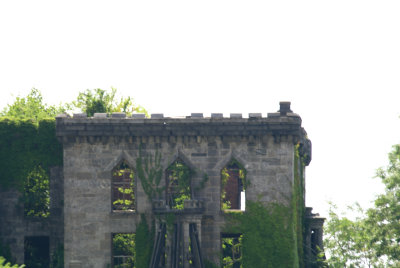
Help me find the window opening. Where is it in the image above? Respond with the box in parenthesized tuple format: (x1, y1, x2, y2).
(112, 233, 136, 268)
(221, 160, 246, 210)
(23, 165, 50, 218)
(24, 236, 50, 268)
(221, 233, 242, 268)
(112, 161, 135, 211)
(311, 229, 318, 254)
(166, 159, 192, 210)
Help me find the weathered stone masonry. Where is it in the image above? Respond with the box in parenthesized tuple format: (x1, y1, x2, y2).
(55, 102, 323, 268)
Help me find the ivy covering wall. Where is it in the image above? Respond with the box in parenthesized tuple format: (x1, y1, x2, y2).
(221, 144, 306, 268)
(0, 118, 62, 190)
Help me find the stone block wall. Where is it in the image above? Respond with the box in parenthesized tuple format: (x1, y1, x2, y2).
(57, 102, 313, 268)
(0, 166, 64, 265)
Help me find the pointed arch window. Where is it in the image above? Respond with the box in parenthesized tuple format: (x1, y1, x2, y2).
(112, 161, 135, 211)
(221, 159, 246, 211)
(166, 159, 193, 210)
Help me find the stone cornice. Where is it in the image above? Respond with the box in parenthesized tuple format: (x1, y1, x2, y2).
(56, 114, 303, 138)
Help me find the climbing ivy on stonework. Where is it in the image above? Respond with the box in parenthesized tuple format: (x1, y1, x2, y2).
(135, 214, 154, 268)
(166, 159, 193, 210)
(224, 201, 298, 268)
(112, 233, 136, 268)
(136, 149, 163, 200)
(294, 143, 305, 268)
(0, 118, 62, 190)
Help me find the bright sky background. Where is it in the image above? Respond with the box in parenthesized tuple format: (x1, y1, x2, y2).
(1, 0, 400, 217)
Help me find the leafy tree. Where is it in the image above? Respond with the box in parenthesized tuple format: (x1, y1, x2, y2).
(323, 203, 383, 267)
(324, 144, 400, 267)
(1, 88, 68, 122)
(73, 88, 147, 117)
(366, 144, 400, 266)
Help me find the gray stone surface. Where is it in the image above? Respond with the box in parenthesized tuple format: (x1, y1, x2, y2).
(191, 113, 203, 118)
(151, 113, 164, 119)
(111, 112, 126, 118)
(55, 102, 313, 267)
(94, 113, 107, 118)
(211, 113, 223, 118)
(132, 113, 146, 119)
(0, 167, 64, 265)
(230, 113, 242, 118)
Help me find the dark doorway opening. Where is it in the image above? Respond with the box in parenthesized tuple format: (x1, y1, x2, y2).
(24, 236, 50, 268)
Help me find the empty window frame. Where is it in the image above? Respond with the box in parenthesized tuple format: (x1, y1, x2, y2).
(221, 233, 242, 268)
(23, 165, 50, 218)
(221, 159, 246, 211)
(112, 233, 136, 268)
(166, 159, 192, 210)
(24, 236, 50, 268)
(112, 161, 135, 211)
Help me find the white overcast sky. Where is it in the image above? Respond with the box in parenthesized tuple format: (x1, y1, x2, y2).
(1, 0, 400, 216)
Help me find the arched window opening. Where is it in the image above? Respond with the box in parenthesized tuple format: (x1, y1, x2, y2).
(112, 233, 136, 267)
(112, 161, 135, 211)
(166, 159, 192, 210)
(221, 233, 242, 268)
(221, 159, 246, 211)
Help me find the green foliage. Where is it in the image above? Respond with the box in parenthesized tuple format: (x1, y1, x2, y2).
(222, 235, 242, 268)
(135, 215, 154, 268)
(0, 118, 62, 190)
(166, 159, 193, 209)
(294, 144, 305, 267)
(22, 165, 50, 217)
(74, 88, 147, 117)
(112, 233, 136, 268)
(367, 144, 400, 263)
(112, 162, 135, 211)
(136, 150, 163, 200)
(324, 144, 400, 267)
(224, 201, 298, 268)
(323, 203, 382, 267)
(1, 88, 68, 122)
(0, 257, 25, 268)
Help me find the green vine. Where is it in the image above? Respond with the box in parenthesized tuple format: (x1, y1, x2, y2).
(0, 118, 62, 190)
(166, 159, 194, 210)
(136, 149, 163, 201)
(135, 214, 154, 268)
(165, 213, 176, 234)
(223, 201, 298, 267)
(294, 143, 305, 267)
(220, 145, 307, 267)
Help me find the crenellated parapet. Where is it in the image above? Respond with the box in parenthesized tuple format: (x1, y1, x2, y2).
(57, 102, 318, 268)
(56, 102, 311, 159)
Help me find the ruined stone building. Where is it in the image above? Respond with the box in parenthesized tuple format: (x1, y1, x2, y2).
(0, 102, 324, 268)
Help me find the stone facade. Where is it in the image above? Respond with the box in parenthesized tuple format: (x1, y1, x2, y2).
(0, 167, 64, 265)
(0, 102, 324, 268)
(55, 102, 323, 268)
